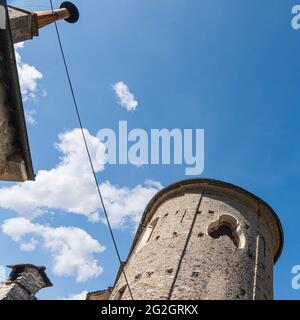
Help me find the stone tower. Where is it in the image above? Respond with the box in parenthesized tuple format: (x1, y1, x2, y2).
(109, 179, 283, 300)
(0, 264, 52, 300)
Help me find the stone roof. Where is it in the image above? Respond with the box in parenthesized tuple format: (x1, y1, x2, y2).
(7, 264, 53, 287)
(127, 178, 284, 264)
(86, 288, 113, 300)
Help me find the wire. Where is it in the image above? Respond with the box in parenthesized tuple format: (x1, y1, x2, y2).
(49, 0, 134, 300)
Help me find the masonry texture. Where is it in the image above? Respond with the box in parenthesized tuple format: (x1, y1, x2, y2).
(106, 179, 283, 300)
(0, 3, 34, 182)
(8, 6, 37, 44)
(0, 264, 52, 300)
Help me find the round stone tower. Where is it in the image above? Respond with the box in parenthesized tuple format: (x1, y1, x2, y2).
(110, 179, 283, 300)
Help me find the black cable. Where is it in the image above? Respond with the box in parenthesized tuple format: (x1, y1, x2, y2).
(49, 0, 134, 300)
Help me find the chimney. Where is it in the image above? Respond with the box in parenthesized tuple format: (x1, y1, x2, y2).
(8, 2, 79, 44)
(0, 264, 52, 300)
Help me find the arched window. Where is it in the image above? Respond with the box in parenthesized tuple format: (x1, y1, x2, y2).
(207, 214, 245, 249)
(135, 217, 159, 252)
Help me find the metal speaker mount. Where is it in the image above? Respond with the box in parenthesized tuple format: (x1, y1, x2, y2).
(60, 1, 79, 23)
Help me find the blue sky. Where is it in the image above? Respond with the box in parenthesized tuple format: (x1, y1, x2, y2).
(0, 0, 299, 299)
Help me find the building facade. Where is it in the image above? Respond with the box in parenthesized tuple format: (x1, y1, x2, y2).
(99, 179, 283, 300)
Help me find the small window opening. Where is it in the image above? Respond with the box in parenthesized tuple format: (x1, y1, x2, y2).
(207, 214, 245, 249)
(135, 217, 159, 252)
(209, 225, 239, 247)
(114, 285, 127, 300)
(146, 217, 159, 243)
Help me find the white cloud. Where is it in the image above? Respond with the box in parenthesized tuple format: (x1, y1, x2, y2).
(2, 218, 105, 283)
(113, 81, 138, 111)
(0, 128, 162, 228)
(0, 128, 106, 220)
(14, 42, 44, 126)
(0, 128, 162, 282)
(25, 109, 37, 125)
(63, 290, 88, 300)
(20, 238, 39, 252)
(14, 42, 43, 102)
(87, 212, 101, 223)
(0, 266, 5, 283)
(100, 180, 163, 228)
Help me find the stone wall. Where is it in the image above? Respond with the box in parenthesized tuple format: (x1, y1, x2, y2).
(0, 3, 34, 182)
(0, 264, 52, 300)
(109, 179, 283, 300)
